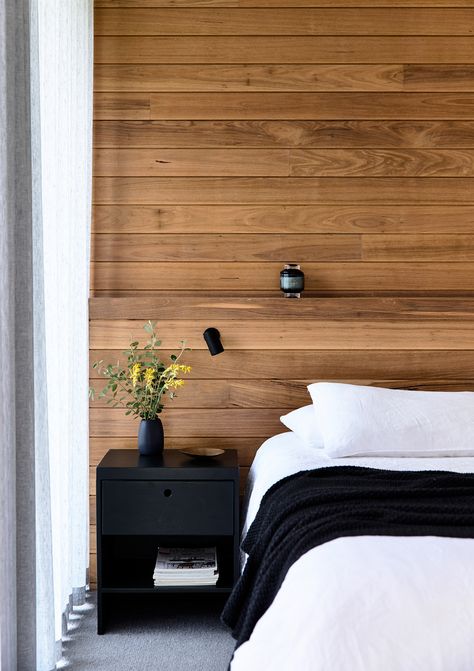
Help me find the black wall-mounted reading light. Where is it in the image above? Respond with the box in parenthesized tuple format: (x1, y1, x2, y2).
(203, 327, 224, 356)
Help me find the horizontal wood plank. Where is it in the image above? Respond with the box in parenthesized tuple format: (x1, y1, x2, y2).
(90, 408, 283, 436)
(90, 319, 474, 350)
(90, 377, 474, 410)
(94, 64, 404, 93)
(90, 378, 313, 408)
(93, 148, 289, 176)
(404, 65, 474, 92)
(95, 8, 474, 35)
(148, 93, 474, 120)
(94, 93, 150, 120)
(238, 0, 474, 5)
(89, 348, 474, 380)
(95, 0, 239, 6)
(95, 36, 474, 65)
(92, 121, 474, 149)
(94, 148, 474, 178)
(89, 297, 474, 321)
(290, 149, 474, 177)
(92, 205, 474, 235)
(91, 233, 360, 262)
(93, 177, 474, 205)
(363, 235, 474, 261)
(95, 1, 474, 7)
(91, 262, 474, 291)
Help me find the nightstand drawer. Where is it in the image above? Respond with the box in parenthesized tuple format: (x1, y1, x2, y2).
(101, 480, 234, 535)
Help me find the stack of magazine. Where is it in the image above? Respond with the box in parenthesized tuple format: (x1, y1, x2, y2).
(153, 547, 219, 587)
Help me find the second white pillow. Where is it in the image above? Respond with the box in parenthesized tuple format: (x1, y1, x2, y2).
(280, 404, 324, 449)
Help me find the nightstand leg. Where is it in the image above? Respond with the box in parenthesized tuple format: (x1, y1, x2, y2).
(97, 591, 105, 634)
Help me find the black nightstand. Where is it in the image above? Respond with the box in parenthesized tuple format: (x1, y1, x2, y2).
(96, 449, 240, 634)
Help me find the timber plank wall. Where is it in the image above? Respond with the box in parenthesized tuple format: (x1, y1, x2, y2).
(90, 0, 474, 583)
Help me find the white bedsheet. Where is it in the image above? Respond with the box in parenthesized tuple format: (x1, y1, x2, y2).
(231, 432, 474, 671)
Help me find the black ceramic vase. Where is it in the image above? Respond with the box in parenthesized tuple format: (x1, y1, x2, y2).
(138, 418, 164, 456)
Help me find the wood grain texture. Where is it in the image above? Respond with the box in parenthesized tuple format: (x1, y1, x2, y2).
(92, 205, 474, 234)
(93, 177, 474, 205)
(148, 93, 474, 120)
(90, 408, 283, 436)
(89, 297, 474, 321)
(90, 378, 314, 407)
(95, 37, 474, 65)
(94, 93, 150, 120)
(90, 376, 474, 401)
(90, 319, 474, 350)
(94, 8, 474, 35)
(363, 235, 474, 261)
(93, 121, 474, 149)
(404, 65, 474, 92)
(95, 1, 474, 7)
(93, 148, 289, 176)
(94, 64, 404, 93)
(95, 148, 474, 178)
(92, 233, 360, 262)
(90, 347, 474, 379)
(91, 262, 474, 291)
(290, 149, 474, 177)
(95, 0, 239, 6)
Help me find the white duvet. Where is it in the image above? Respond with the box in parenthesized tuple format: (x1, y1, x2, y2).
(231, 433, 474, 671)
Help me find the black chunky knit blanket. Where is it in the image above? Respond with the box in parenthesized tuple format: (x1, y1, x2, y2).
(222, 466, 474, 649)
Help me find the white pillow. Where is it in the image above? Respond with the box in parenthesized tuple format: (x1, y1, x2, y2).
(308, 382, 474, 458)
(280, 405, 324, 449)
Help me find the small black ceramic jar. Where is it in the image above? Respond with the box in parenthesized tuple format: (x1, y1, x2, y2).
(280, 263, 305, 298)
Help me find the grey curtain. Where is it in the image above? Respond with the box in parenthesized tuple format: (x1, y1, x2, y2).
(0, 2, 92, 670)
(1, 2, 47, 669)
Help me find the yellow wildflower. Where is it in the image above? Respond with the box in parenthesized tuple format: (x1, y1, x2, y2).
(144, 368, 155, 390)
(168, 378, 185, 389)
(130, 363, 141, 387)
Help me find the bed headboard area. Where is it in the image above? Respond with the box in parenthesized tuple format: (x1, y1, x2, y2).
(90, 0, 474, 584)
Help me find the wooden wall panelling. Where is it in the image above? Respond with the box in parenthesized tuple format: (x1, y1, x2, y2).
(92, 121, 474, 149)
(90, 262, 474, 292)
(95, 37, 474, 64)
(89, 297, 474, 321)
(93, 177, 474, 204)
(90, 1, 474, 583)
(92, 205, 474, 234)
(94, 9, 474, 36)
(95, 1, 474, 8)
(94, 148, 474, 177)
(94, 64, 406, 93)
(94, 63, 474, 93)
(146, 93, 474, 119)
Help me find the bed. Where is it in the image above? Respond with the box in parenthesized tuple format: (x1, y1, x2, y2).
(226, 430, 474, 671)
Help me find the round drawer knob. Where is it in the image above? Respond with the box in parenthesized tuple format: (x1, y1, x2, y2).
(163, 488, 172, 498)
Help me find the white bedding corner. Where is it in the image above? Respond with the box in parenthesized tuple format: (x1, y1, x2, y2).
(232, 431, 474, 671)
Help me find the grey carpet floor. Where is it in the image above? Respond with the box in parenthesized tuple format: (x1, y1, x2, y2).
(60, 592, 235, 671)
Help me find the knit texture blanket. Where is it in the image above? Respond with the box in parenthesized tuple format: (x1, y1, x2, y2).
(222, 466, 474, 649)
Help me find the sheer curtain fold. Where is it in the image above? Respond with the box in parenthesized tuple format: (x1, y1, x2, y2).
(0, 2, 93, 670)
